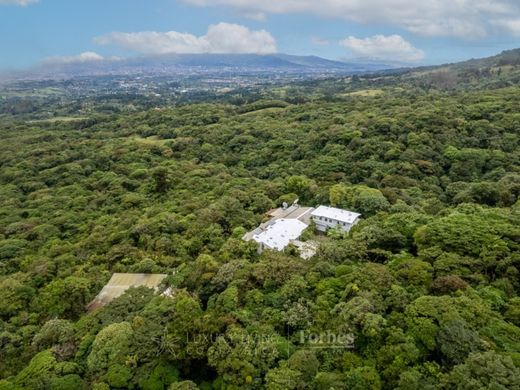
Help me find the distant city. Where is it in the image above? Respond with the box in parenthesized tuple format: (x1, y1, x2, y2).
(0, 53, 395, 118)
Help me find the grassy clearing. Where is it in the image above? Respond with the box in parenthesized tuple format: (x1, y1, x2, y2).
(239, 107, 287, 116)
(3, 87, 66, 99)
(130, 135, 171, 146)
(342, 89, 384, 97)
(27, 116, 88, 124)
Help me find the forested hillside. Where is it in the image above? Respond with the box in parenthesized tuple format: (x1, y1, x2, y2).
(358, 48, 520, 92)
(0, 80, 520, 389)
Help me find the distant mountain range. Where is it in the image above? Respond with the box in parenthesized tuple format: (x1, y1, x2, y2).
(5, 53, 396, 81)
(7, 48, 520, 86)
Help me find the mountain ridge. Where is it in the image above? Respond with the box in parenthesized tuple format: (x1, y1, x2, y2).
(3, 53, 395, 82)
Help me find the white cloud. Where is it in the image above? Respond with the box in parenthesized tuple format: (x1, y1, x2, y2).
(492, 18, 520, 35)
(340, 34, 425, 62)
(0, 0, 38, 5)
(182, 0, 520, 39)
(94, 23, 277, 55)
(42, 52, 106, 65)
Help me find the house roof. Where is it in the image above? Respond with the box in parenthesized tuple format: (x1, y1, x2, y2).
(252, 218, 308, 251)
(267, 205, 314, 221)
(87, 273, 168, 311)
(284, 206, 315, 223)
(311, 206, 361, 224)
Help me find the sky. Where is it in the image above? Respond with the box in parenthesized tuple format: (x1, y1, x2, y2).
(1, 0, 520, 70)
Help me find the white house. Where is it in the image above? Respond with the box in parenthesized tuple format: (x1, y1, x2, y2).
(252, 218, 308, 252)
(311, 206, 361, 233)
(243, 203, 360, 258)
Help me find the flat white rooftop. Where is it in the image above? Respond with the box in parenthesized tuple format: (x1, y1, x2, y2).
(253, 218, 308, 251)
(311, 205, 361, 224)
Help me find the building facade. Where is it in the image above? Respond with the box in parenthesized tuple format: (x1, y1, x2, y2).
(311, 205, 361, 233)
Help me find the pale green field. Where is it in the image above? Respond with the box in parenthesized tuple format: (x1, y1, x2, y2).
(342, 89, 384, 97)
(240, 107, 287, 116)
(27, 116, 88, 124)
(130, 135, 171, 146)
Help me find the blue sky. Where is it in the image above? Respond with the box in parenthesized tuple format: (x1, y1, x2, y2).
(1, 0, 520, 70)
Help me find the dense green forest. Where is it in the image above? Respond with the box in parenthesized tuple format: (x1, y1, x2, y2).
(0, 71, 520, 389)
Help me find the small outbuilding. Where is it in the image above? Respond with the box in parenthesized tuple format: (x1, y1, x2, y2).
(87, 273, 168, 311)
